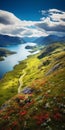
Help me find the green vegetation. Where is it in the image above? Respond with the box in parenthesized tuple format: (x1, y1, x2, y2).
(0, 61, 27, 105)
(0, 48, 16, 61)
(0, 42, 65, 130)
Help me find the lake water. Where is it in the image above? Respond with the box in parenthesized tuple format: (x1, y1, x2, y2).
(0, 42, 38, 79)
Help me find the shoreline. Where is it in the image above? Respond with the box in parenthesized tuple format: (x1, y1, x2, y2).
(0, 49, 39, 80)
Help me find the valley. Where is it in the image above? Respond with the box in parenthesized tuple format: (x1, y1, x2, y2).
(0, 2, 65, 130)
(0, 42, 65, 130)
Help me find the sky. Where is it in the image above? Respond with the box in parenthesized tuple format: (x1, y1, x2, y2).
(0, 0, 65, 38)
(0, 0, 65, 21)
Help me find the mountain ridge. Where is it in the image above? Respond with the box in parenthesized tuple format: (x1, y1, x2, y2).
(34, 35, 65, 45)
(0, 34, 26, 47)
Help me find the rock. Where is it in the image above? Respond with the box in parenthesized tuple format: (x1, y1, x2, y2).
(46, 118, 51, 123)
(41, 122, 47, 126)
(46, 63, 62, 75)
(0, 103, 8, 110)
(47, 90, 51, 93)
(22, 87, 34, 94)
(45, 103, 50, 108)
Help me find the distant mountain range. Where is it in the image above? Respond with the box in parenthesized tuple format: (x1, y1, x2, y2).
(34, 35, 65, 45)
(0, 34, 26, 47)
(0, 34, 65, 47)
(23, 37, 37, 42)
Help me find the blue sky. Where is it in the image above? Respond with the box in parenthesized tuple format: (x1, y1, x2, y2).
(0, 0, 65, 38)
(0, 0, 65, 20)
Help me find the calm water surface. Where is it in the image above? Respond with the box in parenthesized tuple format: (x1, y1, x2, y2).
(0, 43, 38, 79)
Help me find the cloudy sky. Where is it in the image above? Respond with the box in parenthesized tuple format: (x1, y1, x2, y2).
(0, 0, 65, 37)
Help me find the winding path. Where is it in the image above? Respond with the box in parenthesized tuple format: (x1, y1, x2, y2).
(18, 70, 26, 93)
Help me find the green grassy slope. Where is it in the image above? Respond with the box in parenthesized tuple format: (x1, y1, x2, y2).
(0, 42, 65, 130)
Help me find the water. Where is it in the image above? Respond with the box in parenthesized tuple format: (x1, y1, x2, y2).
(0, 42, 38, 79)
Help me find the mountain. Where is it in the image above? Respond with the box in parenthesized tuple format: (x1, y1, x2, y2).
(0, 42, 65, 130)
(23, 37, 37, 42)
(0, 34, 26, 47)
(34, 35, 65, 45)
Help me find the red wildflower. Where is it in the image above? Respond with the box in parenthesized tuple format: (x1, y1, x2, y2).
(3, 115, 9, 120)
(54, 113, 62, 121)
(18, 95, 25, 100)
(34, 113, 49, 125)
(27, 100, 34, 106)
(12, 121, 18, 126)
(20, 110, 27, 116)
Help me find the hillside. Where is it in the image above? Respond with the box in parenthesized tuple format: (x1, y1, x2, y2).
(0, 34, 26, 47)
(0, 42, 65, 130)
(34, 35, 65, 45)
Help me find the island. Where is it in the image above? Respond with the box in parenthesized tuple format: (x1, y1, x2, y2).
(0, 48, 16, 61)
(25, 45, 44, 53)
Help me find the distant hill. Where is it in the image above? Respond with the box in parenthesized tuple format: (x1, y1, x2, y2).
(34, 35, 65, 45)
(38, 43, 65, 59)
(0, 34, 26, 47)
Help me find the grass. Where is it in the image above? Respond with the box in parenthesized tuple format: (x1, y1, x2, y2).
(0, 61, 27, 106)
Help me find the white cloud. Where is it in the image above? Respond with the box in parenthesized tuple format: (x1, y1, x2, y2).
(0, 10, 48, 37)
(0, 10, 21, 25)
(0, 9, 65, 38)
(36, 9, 65, 33)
